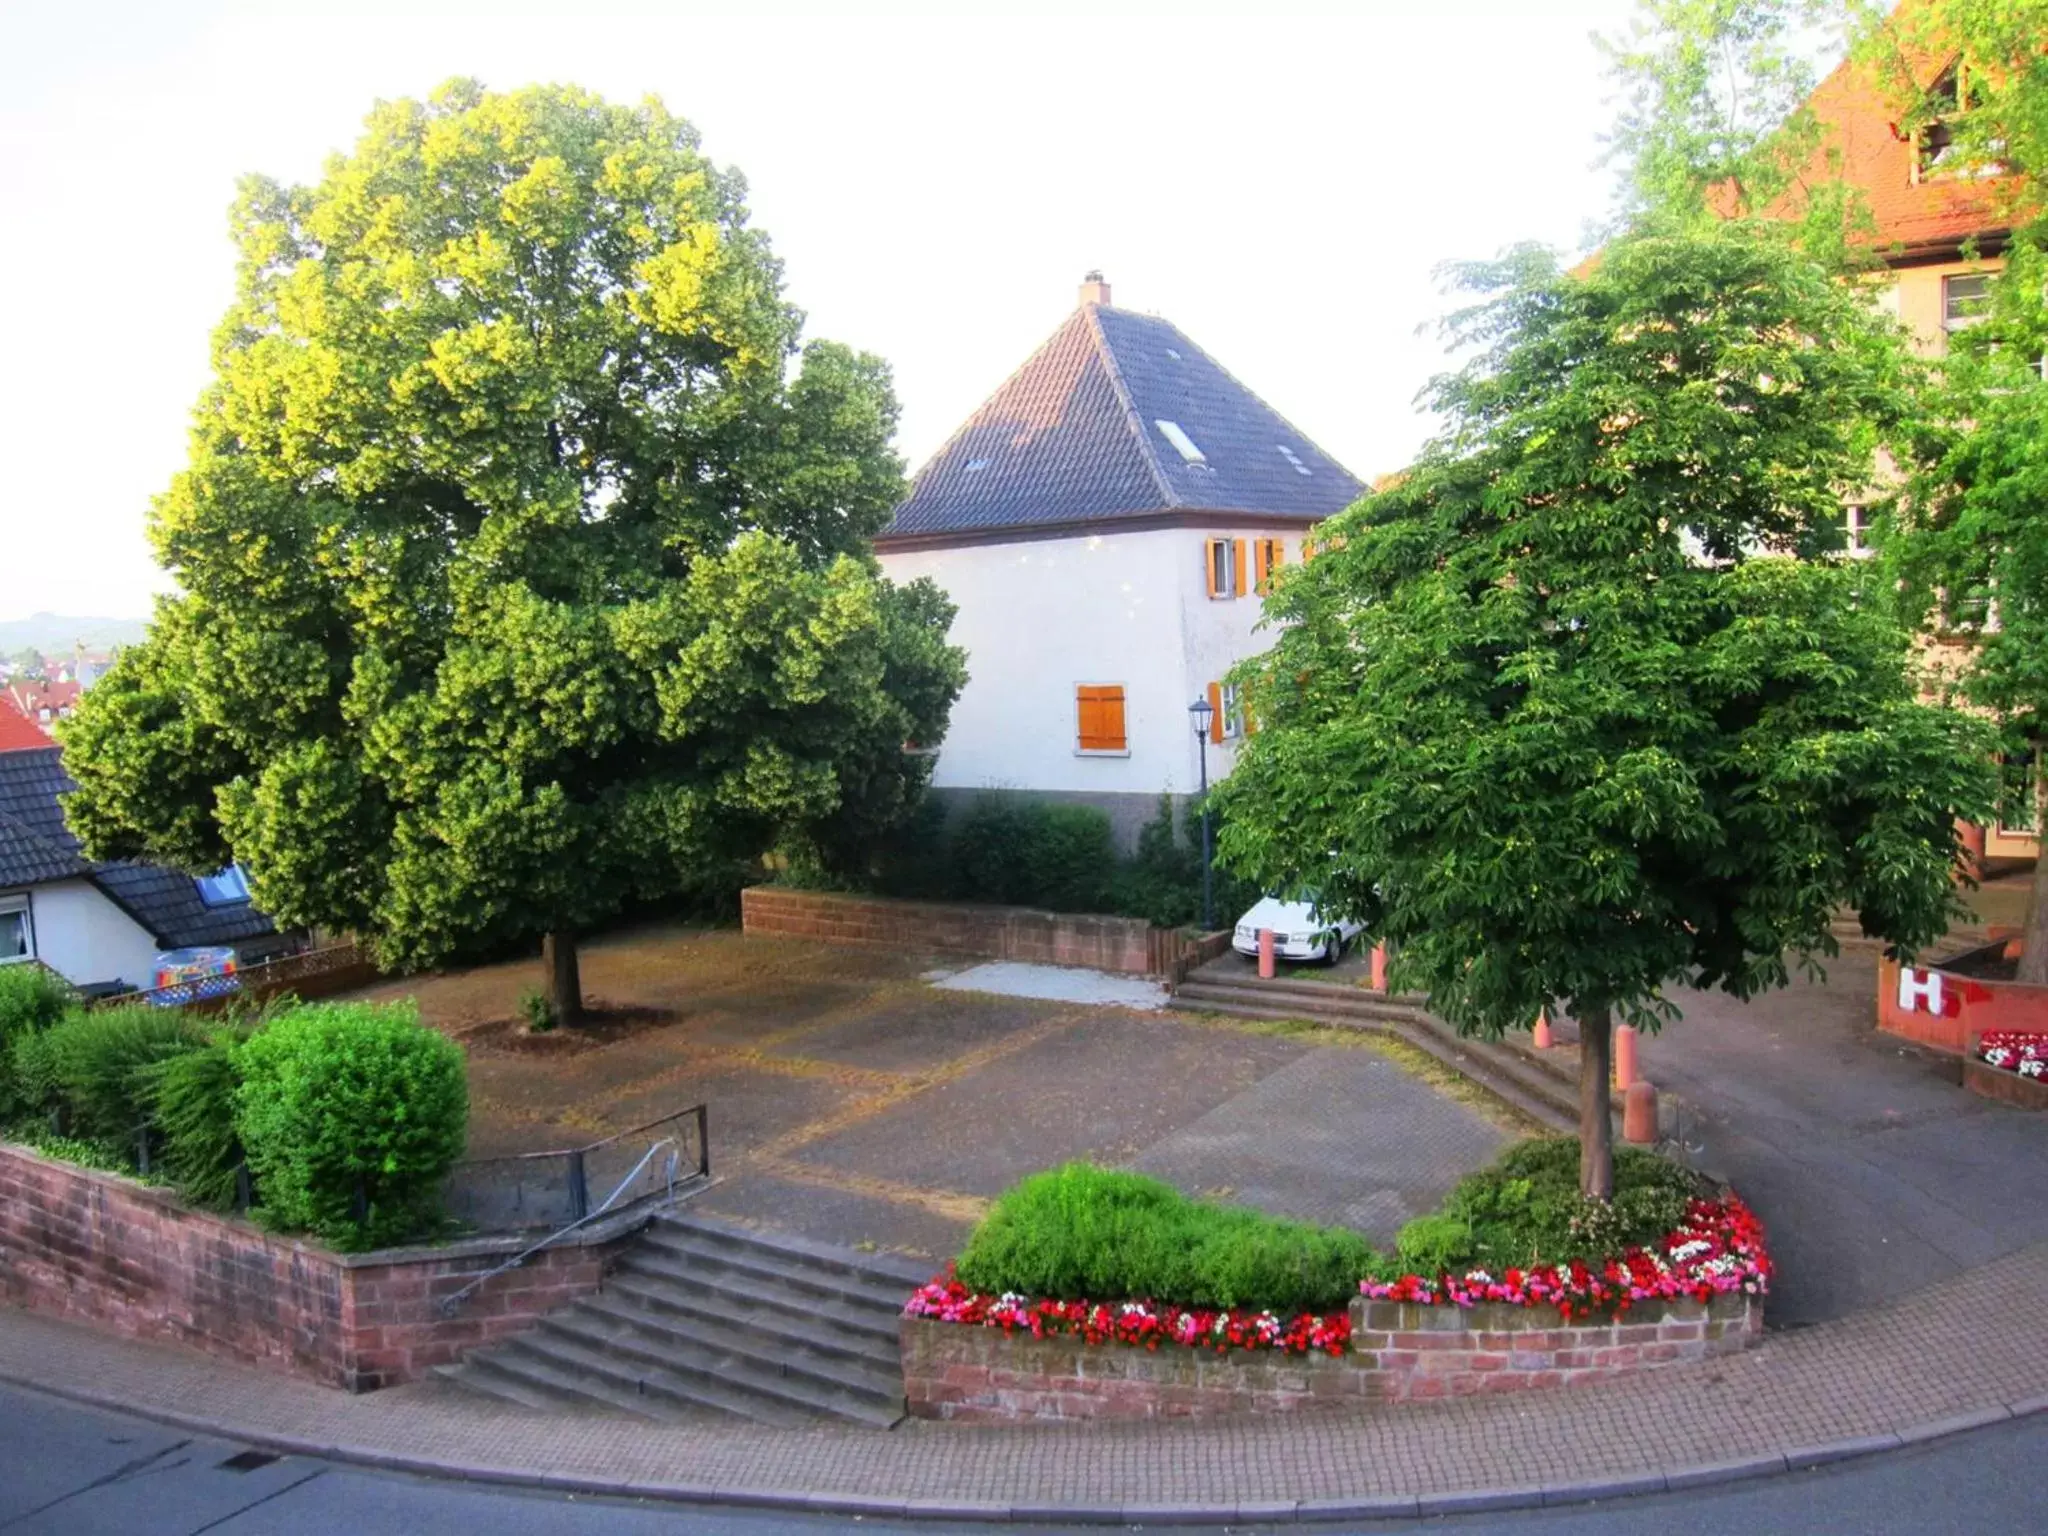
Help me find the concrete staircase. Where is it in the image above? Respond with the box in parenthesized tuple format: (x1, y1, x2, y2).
(1171, 970, 1593, 1133)
(436, 1212, 926, 1427)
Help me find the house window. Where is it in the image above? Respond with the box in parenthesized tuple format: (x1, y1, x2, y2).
(1252, 537, 1287, 594)
(1845, 505, 1874, 558)
(1076, 684, 1127, 753)
(1218, 682, 1246, 739)
(194, 865, 251, 908)
(1914, 63, 1999, 183)
(1944, 273, 1992, 334)
(1204, 537, 1248, 599)
(0, 894, 31, 963)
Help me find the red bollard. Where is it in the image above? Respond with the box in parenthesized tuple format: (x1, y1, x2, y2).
(1258, 928, 1276, 979)
(1624, 1079, 1658, 1144)
(1369, 943, 1387, 992)
(1533, 1011, 1553, 1050)
(1614, 1023, 1639, 1089)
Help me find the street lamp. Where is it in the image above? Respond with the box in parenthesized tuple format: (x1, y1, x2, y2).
(1188, 696, 1215, 931)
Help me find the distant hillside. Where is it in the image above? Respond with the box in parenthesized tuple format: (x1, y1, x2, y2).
(0, 613, 149, 654)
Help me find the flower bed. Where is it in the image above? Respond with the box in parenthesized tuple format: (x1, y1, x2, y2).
(1359, 1195, 1771, 1320)
(900, 1195, 1770, 1420)
(903, 1272, 1351, 1357)
(1978, 1031, 2047, 1080)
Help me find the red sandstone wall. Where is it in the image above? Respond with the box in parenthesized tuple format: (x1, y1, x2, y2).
(1877, 955, 2048, 1056)
(0, 1144, 630, 1390)
(902, 1293, 1762, 1422)
(742, 886, 1173, 975)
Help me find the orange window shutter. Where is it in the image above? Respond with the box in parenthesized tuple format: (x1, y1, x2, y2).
(1233, 540, 1248, 597)
(1104, 687, 1126, 750)
(1252, 540, 1269, 595)
(1078, 685, 1126, 751)
(1269, 538, 1285, 573)
(1204, 539, 1220, 598)
(1207, 681, 1224, 744)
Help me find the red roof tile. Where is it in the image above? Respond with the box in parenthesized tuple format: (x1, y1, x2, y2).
(0, 695, 53, 752)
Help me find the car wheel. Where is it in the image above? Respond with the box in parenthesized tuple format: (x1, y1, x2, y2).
(1320, 931, 1345, 966)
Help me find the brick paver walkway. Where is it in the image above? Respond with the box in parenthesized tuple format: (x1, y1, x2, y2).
(3, 1240, 2043, 1516)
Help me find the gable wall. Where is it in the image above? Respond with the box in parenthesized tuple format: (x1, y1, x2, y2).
(7, 878, 162, 990)
(880, 524, 1305, 815)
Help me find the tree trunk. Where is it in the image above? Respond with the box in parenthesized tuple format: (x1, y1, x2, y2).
(542, 931, 584, 1027)
(1577, 1003, 1615, 1202)
(2018, 757, 2048, 986)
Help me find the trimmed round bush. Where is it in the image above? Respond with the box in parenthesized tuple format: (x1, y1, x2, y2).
(956, 1162, 1375, 1313)
(233, 1001, 467, 1250)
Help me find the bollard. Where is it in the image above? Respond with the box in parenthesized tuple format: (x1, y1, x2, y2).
(1614, 1023, 1639, 1089)
(1369, 943, 1387, 992)
(1624, 1079, 1658, 1144)
(1532, 1010, 1553, 1050)
(1258, 928, 1276, 979)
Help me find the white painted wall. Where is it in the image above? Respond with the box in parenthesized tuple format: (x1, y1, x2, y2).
(8, 879, 162, 989)
(880, 525, 1304, 799)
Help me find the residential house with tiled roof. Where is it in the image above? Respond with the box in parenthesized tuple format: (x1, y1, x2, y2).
(0, 696, 51, 753)
(0, 743, 290, 991)
(1762, 10, 2039, 868)
(875, 275, 1363, 841)
(6, 677, 82, 728)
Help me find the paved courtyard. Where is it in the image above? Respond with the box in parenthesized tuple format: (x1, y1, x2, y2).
(352, 926, 1522, 1259)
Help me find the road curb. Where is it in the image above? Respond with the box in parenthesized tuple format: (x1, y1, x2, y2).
(0, 1366, 2040, 1524)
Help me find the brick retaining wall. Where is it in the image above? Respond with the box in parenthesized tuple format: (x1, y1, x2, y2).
(1962, 1056, 2048, 1109)
(903, 1293, 1762, 1421)
(742, 885, 1195, 976)
(0, 1143, 642, 1390)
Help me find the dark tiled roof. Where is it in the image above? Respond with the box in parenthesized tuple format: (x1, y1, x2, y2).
(880, 303, 1364, 542)
(0, 746, 277, 950)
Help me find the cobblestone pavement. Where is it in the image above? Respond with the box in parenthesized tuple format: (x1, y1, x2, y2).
(2, 1240, 2043, 1513)
(355, 927, 1519, 1256)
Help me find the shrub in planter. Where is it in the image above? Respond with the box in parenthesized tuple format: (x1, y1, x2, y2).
(8, 1006, 208, 1143)
(233, 1001, 467, 1250)
(1385, 1136, 1708, 1277)
(141, 1027, 251, 1210)
(949, 796, 1118, 913)
(956, 1162, 1376, 1314)
(0, 964, 75, 1118)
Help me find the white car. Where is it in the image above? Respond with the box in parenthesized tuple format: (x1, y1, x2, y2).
(1231, 896, 1365, 965)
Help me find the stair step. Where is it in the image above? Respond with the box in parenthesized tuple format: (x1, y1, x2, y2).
(1175, 978, 1431, 1024)
(446, 1335, 716, 1423)
(569, 1293, 904, 1407)
(605, 1263, 905, 1362)
(657, 1212, 932, 1288)
(633, 1227, 921, 1315)
(536, 1309, 904, 1428)
(495, 1323, 829, 1427)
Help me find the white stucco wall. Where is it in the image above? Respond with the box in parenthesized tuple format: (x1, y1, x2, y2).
(7, 879, 162, 989)
(879, 525, 1305, 799)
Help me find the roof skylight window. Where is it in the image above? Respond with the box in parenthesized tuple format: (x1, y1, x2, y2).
(1153, 420, 1206, 464)
(1277, 445, 1313, 476)
(1164, 348, 1182, 361)
(962, 457, 990, 473)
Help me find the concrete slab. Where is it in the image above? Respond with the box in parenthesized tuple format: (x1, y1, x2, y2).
(929, 961, 1171, 1011)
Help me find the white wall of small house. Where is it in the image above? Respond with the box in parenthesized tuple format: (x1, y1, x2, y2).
(9, 879, 162, 989)
(878, 524, 1305, 800)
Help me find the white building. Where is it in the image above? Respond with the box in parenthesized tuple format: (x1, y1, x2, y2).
(0, 742, 285, 992)
(875, 275, 1364, 844)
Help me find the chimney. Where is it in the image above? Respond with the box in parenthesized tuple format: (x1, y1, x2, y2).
(1078, 270, 1111, 308)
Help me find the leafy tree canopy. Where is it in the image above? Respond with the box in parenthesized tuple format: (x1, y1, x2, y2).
(61, 81, 964, 1006)
(1214, 230, 1995, 1193)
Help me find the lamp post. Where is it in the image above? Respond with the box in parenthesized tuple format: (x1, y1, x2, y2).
(1188, 696, 1215, 931)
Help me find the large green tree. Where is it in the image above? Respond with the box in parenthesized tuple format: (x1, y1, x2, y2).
(1215, 230, 1995, 1198)
(61, 81, 964, 1022)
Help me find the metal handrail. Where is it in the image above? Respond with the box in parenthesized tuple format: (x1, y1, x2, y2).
(437, 1131, 698, 1316)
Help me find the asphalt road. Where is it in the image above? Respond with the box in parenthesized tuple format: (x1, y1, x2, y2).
(0, 1382, 2038, 1536)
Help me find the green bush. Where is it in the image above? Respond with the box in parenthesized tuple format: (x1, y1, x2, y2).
(10, 1006, 208, 1144)
(955, 1162, 1376, 1313)
(232, 1000, 467, 1250)
(0, 965, 76, 1117)
(948, 796, 1119, 913)
(1389, 1137, 1708, 1276)
(142, 1028, 250, 1210)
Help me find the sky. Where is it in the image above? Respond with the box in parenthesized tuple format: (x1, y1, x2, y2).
(0, 0, 1651, 623)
